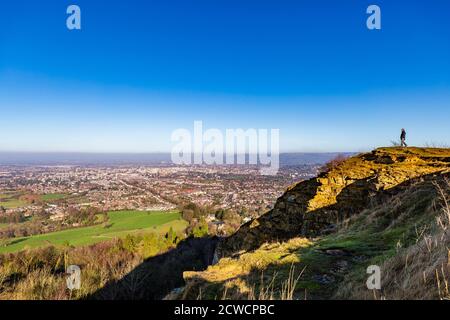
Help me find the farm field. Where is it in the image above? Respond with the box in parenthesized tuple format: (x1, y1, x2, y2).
(0, 193, 28, 209)
(0, 200, 28, 208)
(40, 193, 68, 202)
(0, 192, 71, 209)
(0, 210, 187, 254)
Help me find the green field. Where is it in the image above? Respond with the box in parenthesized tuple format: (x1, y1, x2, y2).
(0, 194, 9, 199)
(0, 192, 69, 208)
(0, 192, 28, 208)
(0, 210, 187, 254)
(0, 198, 28, 209)
(40, 193, 67, 201)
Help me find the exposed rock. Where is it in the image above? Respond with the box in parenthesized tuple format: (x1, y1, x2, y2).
(313, 274, 335, 284)
(322, 249, 351, 257)
(218, 147, 450, 257)
(332, 260, 349, 274)
(178, 147, 450, 300)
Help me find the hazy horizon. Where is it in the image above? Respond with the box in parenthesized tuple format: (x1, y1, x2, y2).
(0, 151, 356, 166)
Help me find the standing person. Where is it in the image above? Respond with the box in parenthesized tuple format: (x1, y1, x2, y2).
(400, 128, 407, 147)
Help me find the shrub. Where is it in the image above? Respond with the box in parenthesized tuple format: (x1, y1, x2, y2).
(319, 154, 348, 173)
(192, 218, 209, 238)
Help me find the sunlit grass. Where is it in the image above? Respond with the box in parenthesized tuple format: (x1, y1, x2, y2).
(0, 210, 187, 253)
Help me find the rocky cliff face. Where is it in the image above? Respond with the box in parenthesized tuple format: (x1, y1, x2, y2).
(178, 147, 450, 300)
(219, 147, 450, 257)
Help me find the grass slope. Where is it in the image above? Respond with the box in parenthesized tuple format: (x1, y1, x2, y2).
(180, 148, 450, 300)
(0, 210, 187, 254)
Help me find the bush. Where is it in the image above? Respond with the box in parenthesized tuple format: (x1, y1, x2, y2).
(319, 154, 348, 173)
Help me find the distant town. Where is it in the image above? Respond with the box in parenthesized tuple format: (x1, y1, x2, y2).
(0, 163, 322, 238)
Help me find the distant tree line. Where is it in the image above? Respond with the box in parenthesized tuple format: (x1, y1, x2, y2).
(0, 206, 106, 240)
(0, 211, 27, 224)
(180, 202, 243, 237)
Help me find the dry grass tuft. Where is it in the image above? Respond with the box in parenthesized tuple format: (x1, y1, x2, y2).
(337, 178, 449, 300)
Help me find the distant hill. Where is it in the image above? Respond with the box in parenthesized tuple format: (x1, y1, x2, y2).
(0, 152, 355, 166)
(176, 147, 450, 300)
(279, 152, 356, 166)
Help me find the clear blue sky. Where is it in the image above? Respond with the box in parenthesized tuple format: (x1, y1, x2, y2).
(0, 0, 449, 152)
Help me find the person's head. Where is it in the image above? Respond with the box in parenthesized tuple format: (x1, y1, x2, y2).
(401, 128, 405, 132)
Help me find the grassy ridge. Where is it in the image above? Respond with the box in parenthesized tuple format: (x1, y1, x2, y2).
(0, 210, 187, 254)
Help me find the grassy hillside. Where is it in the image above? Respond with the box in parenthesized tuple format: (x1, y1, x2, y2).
(0, 210, 187, 253)
(178, 147, 450, 300)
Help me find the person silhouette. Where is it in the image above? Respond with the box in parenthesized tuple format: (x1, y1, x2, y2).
(400, 128, 407, 147)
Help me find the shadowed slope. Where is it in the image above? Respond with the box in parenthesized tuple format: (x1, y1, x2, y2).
(87, 237, 219, 300)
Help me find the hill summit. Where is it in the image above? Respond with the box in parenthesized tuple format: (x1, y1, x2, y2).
(176, 147, 450, 300)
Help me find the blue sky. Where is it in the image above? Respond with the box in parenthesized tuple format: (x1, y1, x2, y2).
(0, 0, 449, 152)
